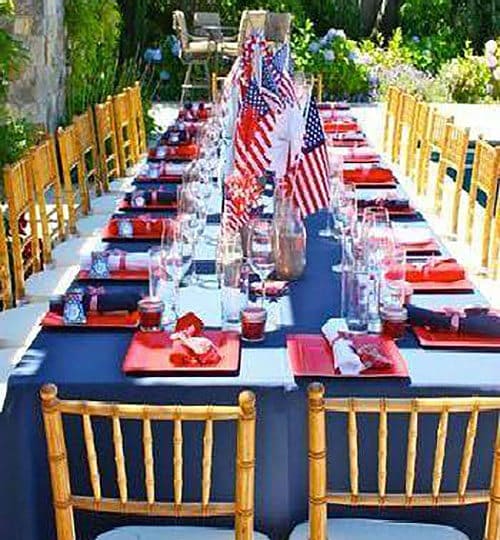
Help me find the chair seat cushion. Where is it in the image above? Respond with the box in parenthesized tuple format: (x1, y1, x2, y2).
(97, 525, 270, 540)
(217, 41, 238, 55)
(289, 518, 470, 540)
(185, 41, 214, 56)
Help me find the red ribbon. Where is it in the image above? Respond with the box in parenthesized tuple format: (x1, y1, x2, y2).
(109, 249, 127, 271)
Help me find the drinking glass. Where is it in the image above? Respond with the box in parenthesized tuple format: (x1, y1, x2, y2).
(362, 207, 395, 270)
(149, 246, 181, 327)
(381, 245, 407, 309)
(319, 155, 344, 238)
(331, 184, 358, 272)
(248, 219, 275, 307)
(219, 235, 245, 329)
(342, 269, 369, 334)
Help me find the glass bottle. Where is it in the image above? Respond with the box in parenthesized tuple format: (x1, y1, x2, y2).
(273, 202, 307, 280)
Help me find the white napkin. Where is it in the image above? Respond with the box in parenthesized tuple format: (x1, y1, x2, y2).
(164, 161, 188, 174)
(321, 319, 364, 375)
(80, 253, 150, 271)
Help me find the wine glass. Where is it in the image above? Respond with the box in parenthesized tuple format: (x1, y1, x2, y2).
(248, 219, 275, 307)
(319, 155, 344, 238)
(362, 207, 395, 270)
(331, 183, 358, 272)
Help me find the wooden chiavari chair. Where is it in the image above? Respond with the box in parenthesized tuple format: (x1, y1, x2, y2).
(112, 91, 138, 176)
(30, 137, 66, 263)
(433, 123, 470, 235)
(56, 123, 91, 234)
(73, 108, 105, 194)
(3, 156, 41, 301)
(0, 212, 13, 310)
(491, 205, 500, 280)
(127, 82, 147, 158)
(382, 86, 401, 160)
(40, 384, 266, 540)
(95, 98, 121, 186)
(407, 101, 432, 181)
(416, 110, 453, 197)
(290, 383, 500, 540)
(464, 137, 500, 274)
(393, 92, 417, 171)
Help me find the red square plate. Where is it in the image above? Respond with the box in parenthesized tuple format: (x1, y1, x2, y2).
(413, 326, 500, 349)
(42, 311, 139, 329)
(122, 330, 241, 376)
(287, 334, 409, 378)
(411, 278, 475, 294)
(77, 269, 149, 281)
(118, 200, 177, 211)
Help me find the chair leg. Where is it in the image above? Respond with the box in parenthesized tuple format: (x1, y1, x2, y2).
(181, 63, 193, 104)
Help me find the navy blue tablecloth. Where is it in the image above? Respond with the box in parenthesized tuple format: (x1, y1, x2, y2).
(0, 189, 499, 540)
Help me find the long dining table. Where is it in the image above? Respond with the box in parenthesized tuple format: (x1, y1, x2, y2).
(0, 107, 499, 540)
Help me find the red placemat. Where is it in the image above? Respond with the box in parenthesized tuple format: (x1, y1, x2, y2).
(42, 311, 139, 329)
(413, 326, 500, 349)
(411, 278, 475, 294)
(287, 334, 409, 378)
(122, 330, 241, 376)
(101, 223, 163, 241)
(344, 168, 396, 186)
(330, 139, 368, 148)
(77, 269, 149, 281)
(118, 200, 177, 211)
(324, 120, 359, 133)
(357, 206, 416, 217)
(135, 175, 182, 184)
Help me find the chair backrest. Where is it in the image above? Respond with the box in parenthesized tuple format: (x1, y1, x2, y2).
(94, 98, 120, 185)
(465, 137, 500, 270)
(237, 10, 267, 48)
(0, 208, 13, 310)
(382, 86, 401, 155)
(126, 82, 147, 158)
(492, 199, 500, 280)
(407, 101, 431, 178)
(433, 123, 470, 230)
(394, 92, 417, 165)
(416, 111, 453, 196)
(56, 123, 90, 235)
(265, 13, 292, 43)
(3, 156, 41, 301)
(40, 383, 257, 540)
(173, 10, 189, 51)
(112, 91, 137, 177)
(307, 383, 500, 540)
(30, 136, 66, 263)
(193, 11, 221, 29)
(73, 108, 105, 194)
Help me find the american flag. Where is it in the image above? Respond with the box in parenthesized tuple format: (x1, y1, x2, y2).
(291, 95, 330, 216)
(261, 56, 283, 111)
(271, 43, 296, 104)
(233, 77, 275, 178)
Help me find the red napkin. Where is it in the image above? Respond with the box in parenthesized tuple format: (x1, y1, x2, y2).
(386, 258, 466, 283)
(108, 217, 172, 237)
(323, 120, 359, 133)
(343, 167, 394, 184)
(170, 312, 222, 367)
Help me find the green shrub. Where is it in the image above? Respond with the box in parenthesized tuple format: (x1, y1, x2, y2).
(292, 22, 370, 100)
(438, 46, 493, 103)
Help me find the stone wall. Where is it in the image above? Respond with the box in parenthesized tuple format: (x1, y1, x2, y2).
(6, 0, 65, 130)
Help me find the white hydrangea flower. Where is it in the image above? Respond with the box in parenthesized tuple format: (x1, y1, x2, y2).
(485, 40, 497, 54)
(486, 54, 498, 68)
(493, 67, 500, 81)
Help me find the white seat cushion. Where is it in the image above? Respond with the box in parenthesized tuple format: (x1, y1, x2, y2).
(0, 302, 46, 347)
(289, 518, 469, 540)
(90, 194, 121, 214)
(97, 525, 270, 540)
(52, 236, 105, 267)
(75, 213, 112, 237)
(24, 265, 79, 301)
